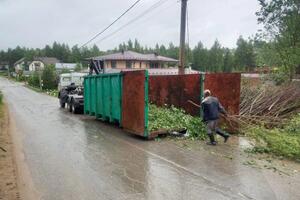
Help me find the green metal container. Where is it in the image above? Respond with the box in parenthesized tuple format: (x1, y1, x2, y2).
(84, 73, 123, 125)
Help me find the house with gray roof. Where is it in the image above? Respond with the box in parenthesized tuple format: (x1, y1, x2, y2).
(14, 57, 60, 74)
(90, 50, 178, 70)
(28, 57, 60, 71)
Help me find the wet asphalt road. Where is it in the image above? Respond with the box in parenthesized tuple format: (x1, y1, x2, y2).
(0, 77, 299, 200)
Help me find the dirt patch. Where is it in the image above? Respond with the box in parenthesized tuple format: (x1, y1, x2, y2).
(0, 104, 20, 200)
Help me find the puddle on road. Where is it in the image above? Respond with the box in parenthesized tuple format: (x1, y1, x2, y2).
(238, 137, 253, 149)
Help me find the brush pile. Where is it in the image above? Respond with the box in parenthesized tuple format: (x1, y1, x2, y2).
(149, 104, 206, 139)
(237, 83, 300, 127)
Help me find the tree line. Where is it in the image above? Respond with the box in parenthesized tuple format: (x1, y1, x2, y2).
(0, 36, 262, 73)
(0, 0, 299, 77)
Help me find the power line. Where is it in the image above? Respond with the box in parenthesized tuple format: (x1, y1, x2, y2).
(97, 0, 177, 47)
(80, 0, 142, 48)
(95, 0, 170, 44)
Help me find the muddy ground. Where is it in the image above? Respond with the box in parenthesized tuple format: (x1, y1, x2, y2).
(0, 77, 300, 200)
(0, 104, 19, 199)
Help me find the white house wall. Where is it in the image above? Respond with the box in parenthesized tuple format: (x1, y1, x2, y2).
(29, 61, 45, 71)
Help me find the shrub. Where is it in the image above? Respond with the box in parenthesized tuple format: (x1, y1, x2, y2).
(42, 65, 58, 90)
(245, 114, 300, 161)
(28, 72, 40, 88)
(268, 68, 289, 85)
(0, 91, 2, 105)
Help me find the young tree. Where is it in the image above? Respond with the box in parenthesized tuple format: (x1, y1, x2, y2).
(28, 71, 40, 88)
(74, 63, 82, 72)
(192, 42, 209, 71)
(234, 36, 256, 71)
(223, 48, 234, 72)
(208, 40, 224, 72)
(257, 0, 300, 79)
(127, 40, 133, 50)
(134, 39, 142, 52)
(42, 65, 57, 90)
(253, 39, 282, 67)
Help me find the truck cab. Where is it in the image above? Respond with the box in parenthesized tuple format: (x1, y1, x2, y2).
(58, 73, 86, 113)
(58, 73, 86, 91)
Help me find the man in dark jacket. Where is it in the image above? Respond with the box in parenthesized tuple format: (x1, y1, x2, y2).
(201, 90, 230, 145)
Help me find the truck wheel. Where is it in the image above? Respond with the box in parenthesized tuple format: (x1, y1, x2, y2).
(72, 104, 77, 114)
(68, 102, 73, 112)
(60, 100, 65, 108)
(59, 99, 66, 108)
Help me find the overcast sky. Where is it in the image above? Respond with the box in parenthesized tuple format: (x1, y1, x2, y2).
(0, 0, 261, 50)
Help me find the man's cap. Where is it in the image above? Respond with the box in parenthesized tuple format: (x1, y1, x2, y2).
(204, 89, 211, 96)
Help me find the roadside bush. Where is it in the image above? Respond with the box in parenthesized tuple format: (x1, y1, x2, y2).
(0, 91, 3, 105)
(268, 68, 289, 85)
(42, 65, 57, 90)
(28, 72, 40, 88)
(44, 89, 58, 97)
(18, 75, 27, 82)
(245, 114, 300, 161)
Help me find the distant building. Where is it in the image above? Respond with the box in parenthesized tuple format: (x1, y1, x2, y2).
(90, 50, 178, 70)
(55, 63, 79, 72)
(28, 57, 60, 71)
(14, 57, 60, 73)
(14, 58, 28, 72)
(0, 61, 9, 71)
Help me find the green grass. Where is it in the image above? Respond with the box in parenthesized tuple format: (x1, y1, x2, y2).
(245, 113, 300, 161)
(26, 85, 58, 97)
(0, 91, 2, 105)
(149, 104, 207, 140)
(0, 91, 3, 118)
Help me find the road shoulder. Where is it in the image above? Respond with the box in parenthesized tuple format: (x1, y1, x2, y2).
(7, 105, 41, 200)
(0, 104, 19, 199)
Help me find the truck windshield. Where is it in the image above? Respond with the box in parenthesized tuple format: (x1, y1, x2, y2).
(62, 77, 71, 82)
(72, 76, 83, 86)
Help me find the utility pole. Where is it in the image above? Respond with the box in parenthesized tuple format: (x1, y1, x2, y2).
(179, 0, 188, 74)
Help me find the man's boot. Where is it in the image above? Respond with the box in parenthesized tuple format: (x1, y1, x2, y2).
(207, 134, 217, 145)
(216, 129, 230, 143)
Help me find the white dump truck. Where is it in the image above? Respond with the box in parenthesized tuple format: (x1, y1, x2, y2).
(58, 73, 86, 113)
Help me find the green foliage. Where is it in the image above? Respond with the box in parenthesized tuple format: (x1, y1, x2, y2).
(44, 89, 59, 97)
(59, 68, 71, 74)
(257, 0, 300, 79)
(17, 75, 27, 82)
(74, 63, 82, 72)
(223, 48, 234, 72)
(192, 42, 209, 71)
(149, 104, 206, 140)
(268, 68, 290, 85)
(28, 71, 40, 88)
(285, 113, 300, 134)
(0, 38, 251, 74)
(208, 40, 224, 72)
(253, 39, 282, 67)
(0, 91, 3, 105)
(245, 114, 300, 161)
(234, 36, 256, 71)
(42, 65, 57, 90)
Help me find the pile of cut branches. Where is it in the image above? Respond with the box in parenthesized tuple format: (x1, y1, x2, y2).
(238, 83, 300, 127)
(149, 104, 206, 140)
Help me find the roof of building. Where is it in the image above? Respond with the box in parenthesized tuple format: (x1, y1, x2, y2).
(91, 50, 178, 62)
(33, 57, 60, 65)
(14, 58, 26, 66)
(55, 63, 78, 69)
(101, 68, 202, 75)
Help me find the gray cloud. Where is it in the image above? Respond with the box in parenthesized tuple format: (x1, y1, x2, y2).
(0, 0, 261, 50)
